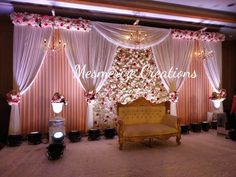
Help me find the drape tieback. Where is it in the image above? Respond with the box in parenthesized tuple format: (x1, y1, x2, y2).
(6, 90, 21, 106)
(85, 90, 96, 104)
(169, 91, 178, 103)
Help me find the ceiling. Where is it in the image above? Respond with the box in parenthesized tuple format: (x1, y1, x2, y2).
(153, 0, 236, 14)
(1, 0, 236, 40)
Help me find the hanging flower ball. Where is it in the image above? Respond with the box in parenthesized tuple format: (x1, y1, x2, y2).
(6, 90, 21, 105)
(169, 91, 178, 103)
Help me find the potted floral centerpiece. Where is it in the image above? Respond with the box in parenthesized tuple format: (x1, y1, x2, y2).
(51, 92, 67, 114)
(209, 89, 226, 109)
(6, 90, 21, 106)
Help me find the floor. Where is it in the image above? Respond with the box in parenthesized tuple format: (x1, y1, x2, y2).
(0, 130, 236, 177)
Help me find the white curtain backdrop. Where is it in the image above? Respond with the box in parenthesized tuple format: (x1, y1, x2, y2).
(201, 41, 223, 111)
(201, 41, 222, 91)
(60, 27, 117, 130)
(152, 36, 194, 115)
(9, 25, 52, 135)
(92, 21, 170, 49)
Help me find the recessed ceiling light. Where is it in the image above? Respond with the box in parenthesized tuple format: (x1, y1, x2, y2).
(227, 3, 235, 7)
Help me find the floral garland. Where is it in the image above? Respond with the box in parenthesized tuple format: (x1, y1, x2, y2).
(93, 47, 169, 130)
(10, 12, 91, 32)
(171, 29, 225, 42)
(85, 91, 96, 104)
(6, 90, 21, 105)
(169, 91, 178, 103)
(51, 92, 66, 104)
(209, 89, 226, 100)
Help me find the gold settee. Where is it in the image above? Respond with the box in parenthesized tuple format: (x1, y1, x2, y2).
(117, 97, 181, 150)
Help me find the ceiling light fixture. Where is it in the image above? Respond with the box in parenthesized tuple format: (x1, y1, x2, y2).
(43, 9, 66, 52)
(194, 40, 214, 60)
(128, 19, 147, 45)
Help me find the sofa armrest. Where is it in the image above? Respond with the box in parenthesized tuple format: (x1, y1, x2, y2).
(117, 118, 124, 136)
(162, 114, 181, 129)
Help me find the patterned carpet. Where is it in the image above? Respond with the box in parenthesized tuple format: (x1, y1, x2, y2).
(0, 130, 236, 177)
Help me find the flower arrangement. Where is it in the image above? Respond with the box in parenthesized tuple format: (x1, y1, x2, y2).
(85, 91, 96, 104)
(209, 89, 226, 100)
(93, 47, 169, 130)
(10, 12, 91, 32)
(169, 91, 178, 103)
(171, 29, 225, 42)
(6, 90, 21, 105)
(51, 92, 66, 104)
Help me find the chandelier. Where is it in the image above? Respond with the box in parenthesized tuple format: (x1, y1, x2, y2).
(194, 40, 214, 60)
(43, 9, 66, 51)
(127, 19, 147, 45)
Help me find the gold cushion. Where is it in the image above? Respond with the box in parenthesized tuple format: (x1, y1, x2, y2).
(119, 106, 166, 125)
(123, 124, 178, 137)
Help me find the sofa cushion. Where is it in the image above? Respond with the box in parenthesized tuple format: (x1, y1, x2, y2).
(123, 124, 178, 137)
(119, 106, 166, 125)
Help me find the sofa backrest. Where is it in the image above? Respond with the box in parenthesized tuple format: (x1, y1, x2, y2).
(117, 97, 169, 125)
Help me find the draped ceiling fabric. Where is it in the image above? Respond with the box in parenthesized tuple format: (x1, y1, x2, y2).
(201, 41, 223, 111)
(201, 41, 222, 91)
(92, 21, 171, 49)
(152, 36, 195, 115)
(10, 25, 52, 135)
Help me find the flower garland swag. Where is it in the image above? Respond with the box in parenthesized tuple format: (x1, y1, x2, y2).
(10, 12, 91, 32)
(93, 47, 169, 130)
(171, 29, 225, 42)
(6, 90, 21, 106)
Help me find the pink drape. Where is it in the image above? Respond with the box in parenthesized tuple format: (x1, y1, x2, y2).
(177, 56, 213, 123)
(19, 46, 87, 135)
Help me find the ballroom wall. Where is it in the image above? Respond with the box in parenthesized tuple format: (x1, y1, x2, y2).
(1, 14, 236, 141)
(0, 16, 13, 142)
(222, 40, 236, 113)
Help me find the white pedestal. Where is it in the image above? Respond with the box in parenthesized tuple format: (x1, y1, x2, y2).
(207, 112, 214, 122)
(48, 117, 65, 144)
(212, 112, 228, 135)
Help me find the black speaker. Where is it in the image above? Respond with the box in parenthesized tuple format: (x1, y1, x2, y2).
(228, 129, 236, 141)
(7, 135, 22, 147)
(88, 129, 100, 140)
(191, 122, 201, 132)
(201, 121, 210, 132)
(68, 130, 81, 142)
(28, 132, 42, 145)
(104, 128, 116, 139)
(47, 144, 65, 160)
(181, 124, 189, 134)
